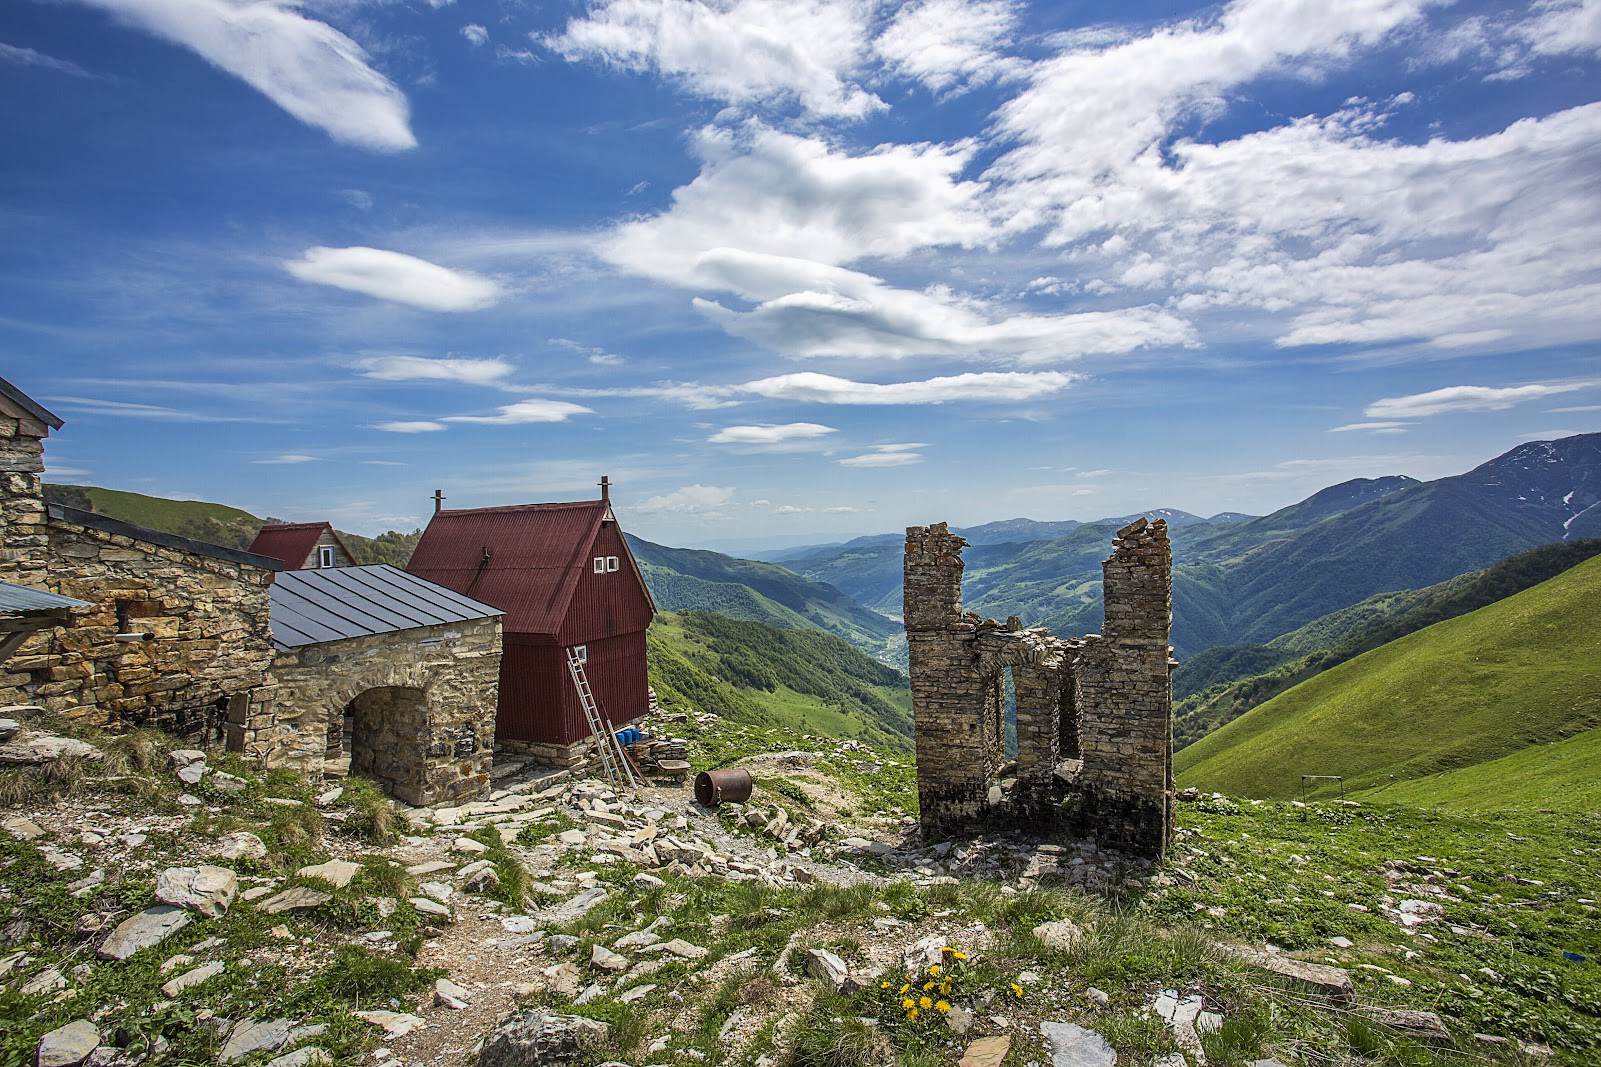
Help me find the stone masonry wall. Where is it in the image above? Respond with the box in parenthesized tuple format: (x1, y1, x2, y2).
(266, 616, 501, 806)
(904, 517, 1175, 860)
(0, 400, 53, 591)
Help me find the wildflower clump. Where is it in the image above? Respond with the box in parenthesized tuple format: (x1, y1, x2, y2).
(876, 945, 969, 1036)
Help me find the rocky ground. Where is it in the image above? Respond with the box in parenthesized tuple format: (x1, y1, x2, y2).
(2, 706, 1591, 1067)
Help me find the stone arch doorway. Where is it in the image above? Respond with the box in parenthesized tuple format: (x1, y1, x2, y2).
(343, 686, 430, 805)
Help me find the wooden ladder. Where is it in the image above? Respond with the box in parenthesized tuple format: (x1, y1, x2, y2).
(566, 647, 640, 792)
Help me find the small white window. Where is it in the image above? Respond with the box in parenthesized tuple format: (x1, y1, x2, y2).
(593, 556, 606, 573)
(574, 645, 588, 663)
(606, 556, 620, 572)
(318, 545, 334, 568)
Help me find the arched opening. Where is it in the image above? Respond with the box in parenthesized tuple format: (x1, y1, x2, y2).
(341, 686, 430, 805)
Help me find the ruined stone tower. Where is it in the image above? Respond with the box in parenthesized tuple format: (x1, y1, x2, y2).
(904, 518, 1175, 859)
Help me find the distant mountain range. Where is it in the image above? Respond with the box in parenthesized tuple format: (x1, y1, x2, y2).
(779, 433, 1601, 655)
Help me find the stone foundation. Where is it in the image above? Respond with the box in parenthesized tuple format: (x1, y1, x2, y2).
(904, 518, 1176, 860)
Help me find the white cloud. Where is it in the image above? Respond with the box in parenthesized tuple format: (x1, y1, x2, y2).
(707, 422, 837, 445)
(1329, 421, 1413, 434)
(252, 453, 317, 464)
(606, 124, 993, 281)
(544, 0, 883, 118)
(636, 483, 736, 512)
(286, 247, 502, 311)
(443, 399, 596, 424)
(840, 442, 925, 467)
(462, 23, 488, 46)
(1366, 383, 1590, 418)
(339, 188, 373, 210)
(355, 355, 515, 385)
(1518, 0, 1601, 59)
(374, 420, 447, 433)
(740, 370, 1081, 404)
(0, 42, 96, 78)
(775, 504, 813, 513)
(73, 0, 415, 151)
(46, 396, 273, 423)
(874, 0, 1023, 95)
(1550, 404, 1601, 413)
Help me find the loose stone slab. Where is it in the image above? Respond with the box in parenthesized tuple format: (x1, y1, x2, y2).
(0, 736, 99, 765)
(405, 861, 455, 877)
(161, 960, 225, 998)
(1233, 949, 1356, 1006)
(1041, 1022, 1116, 1067)
(156, 865, 238, 918)
(98, 906, 191, 960)
(297, 860, 361, 889)
(434, 978, 472, 1010)
(640, 939, 707, 960)
(3, 815, 45, 840)
(257, 887, 333, 915)
(214, 832, 267, 862)
(411, 897, 453, 921)
(591, 944, 630, 972)
(265, 1049, 330, 1067)
(219, 1019, 294, 1062)
(960, 1036, 1011, 1067)
(352, 1010, 425, 1037)
(37, 1020, 100, 1067)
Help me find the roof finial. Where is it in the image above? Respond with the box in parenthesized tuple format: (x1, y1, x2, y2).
(600, 475, 610, 503)
(433, 488, 445, 514)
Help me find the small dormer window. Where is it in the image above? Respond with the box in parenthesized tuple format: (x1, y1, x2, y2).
(593, 556, 606, 573)
(318, 545, 335, 568)
(606, 556, 620, 572)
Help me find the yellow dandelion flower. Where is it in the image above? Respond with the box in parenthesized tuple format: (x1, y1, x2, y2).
(908, 1008, 920, 1021)
(923, 981, 935, 992)
(942, 945, 954, 954)
(880, 980, 891, 989)
(951, 950, 968, 960)
(920, 996, 933, 1010)
(929, 964, 942, 976)
(1010, 983, 1025, 999)
(902, 998, 916, 1010)
(899, 983, 910, 994)
(939, 981, 952, 995)
(935, 1000, 951, 1013)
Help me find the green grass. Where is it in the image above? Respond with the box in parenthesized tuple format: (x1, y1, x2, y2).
(1358, 727, 1601, 811)
(1175, 553, 1601, 800)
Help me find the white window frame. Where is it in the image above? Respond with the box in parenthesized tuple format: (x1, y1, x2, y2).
(605, 556, 620, 572)
(593, 556, 606, 573)
(573, 644, 588, 664)
(318, 545, 334, 568)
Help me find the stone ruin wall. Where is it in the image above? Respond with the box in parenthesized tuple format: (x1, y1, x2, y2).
(1, 402, 499, 806)
(904, 518, 1175, 859)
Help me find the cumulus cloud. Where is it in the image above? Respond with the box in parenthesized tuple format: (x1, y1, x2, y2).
(839, 442, 925, 467)
(636, 483, 736, 512)
(606, 124, 993, 281)
(874, 0, 1023, 95)
(741, 370, 1080, 404)
(72, 0, 415, 151)
(462, 23, 488, 46)
(443, 399, 595, 424)
(286, 247, 502, 311)
(544, 0, 883, 118)
(356, 355, 515, 385)
(1365, 383, 1590, 419)
(1517, 0, 1601, 59)
(707, 422, 837, 445)
(374, 420, 447, 432)
(252, 453, 317, 463)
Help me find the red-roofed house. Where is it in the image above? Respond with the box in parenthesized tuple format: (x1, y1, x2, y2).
(406, 481, 655, 763)
(248, 522, 357, 570)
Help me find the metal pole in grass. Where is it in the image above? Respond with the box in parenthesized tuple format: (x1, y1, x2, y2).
(1301, 775, 1345, 808)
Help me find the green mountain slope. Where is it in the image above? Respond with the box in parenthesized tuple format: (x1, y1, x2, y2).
(1356, 727, 1601, 811)
(1174, 553, 1601, 799)
(45, 483, 264, 550)
(1173, 538, 1601, 748)
(628, 535, 899, 655)
(646, 611, 912, 752)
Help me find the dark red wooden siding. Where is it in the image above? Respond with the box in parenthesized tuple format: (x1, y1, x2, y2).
(557, 521, 655, 647)
(497, 631, 649, 745)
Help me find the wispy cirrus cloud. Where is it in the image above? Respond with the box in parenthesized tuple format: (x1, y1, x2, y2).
(1330, 421, 1413, 434)
(373, 420, 447, 433)
(741, 370, 1081, 404)
(874, 0, 1023, 95)
(1366, 383, 1590, 419)
(46, 396, 276, 423)
(252, 453, 317, 464)
(0, 42, 98, 78)
(839, 442, 925, 467)
(355, 355, 515, 385)
(286, 247, 502, 311)
(70, 0, 415, 151)
(707, 422, 837, 446)
(443, 399, 595, 425)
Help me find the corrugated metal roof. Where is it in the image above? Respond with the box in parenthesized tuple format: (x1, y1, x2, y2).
(0, 580, 91, 615)
(248, 522, 355, 569)
(406, 501, 610, 635)
(269, 564, 501, 650)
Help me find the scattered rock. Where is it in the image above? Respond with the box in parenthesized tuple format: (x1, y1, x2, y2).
(98, 906, 191, 960)
(434, 978, 472, 1010)
(211, 772, 248, 794)
(155, 865, 238, 918)
(264, 1049, 330, 1067)
(37, 1020, 100, 1067)
(419, 881, 453, 903)
(405, 861, 455, 877)
(632, 873, 665, 891)
(213, 832, 267, 862)
(161, 961, 224, 998)
(0, 718, 18, 743)
(0, 735, 99, 766)
(462, 866, 500, 895)
(219, 1019, 294, 1062)
(297, 860, 361, 889)
(1231, 948, 1356, 1006)
(411, 897, 453, 922)
(803, 949, 858, 994)
(640, 938, 707, 960)
(591, 944, 630, 972)
(945, 1005, 974, 1036)
(21, 967, 66, 997)
(452, 837, 489, 855)
(316, 787, 343, 806)
(478, 1010, 608, 1067)
(1032, 918, 1084, 951)
(545, 888, 608, 922)
(1041, 1021, 1115, 1067)
(3, 815, 45, 840)
(1366, 1008, 1455, 1049)
(257, 887, 333, 915)
(960, 1036, 1009, 1067)
(352, 1011, 426, 1038)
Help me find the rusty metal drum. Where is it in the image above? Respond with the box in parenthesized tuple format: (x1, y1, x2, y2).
(694, 767, 753, 807)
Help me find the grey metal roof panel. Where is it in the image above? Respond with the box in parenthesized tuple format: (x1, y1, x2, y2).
(270, 564, 501, 650)
(0, 375, 64, 429)
(0, 580, 91, 614)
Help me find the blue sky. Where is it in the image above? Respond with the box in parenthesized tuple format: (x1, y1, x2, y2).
(3, 0, 1598, 551)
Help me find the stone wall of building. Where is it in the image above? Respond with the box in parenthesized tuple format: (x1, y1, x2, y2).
(265, 616, 501, 806)
(0, 398, 54, 592)
(904, 518, 1175, 860)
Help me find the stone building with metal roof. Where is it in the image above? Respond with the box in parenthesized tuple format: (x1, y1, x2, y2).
(0, 375, 503, 805)
(247, 521, 358, 570)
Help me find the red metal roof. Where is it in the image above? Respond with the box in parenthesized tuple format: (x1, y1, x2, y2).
(406, 500, 654, 636)
(247, 522, 354, 570)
